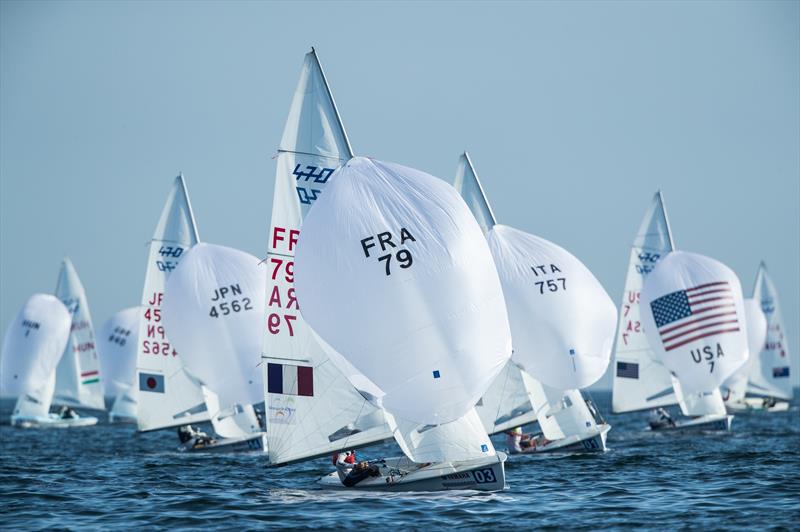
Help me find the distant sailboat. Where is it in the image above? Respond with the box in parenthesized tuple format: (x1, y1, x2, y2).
(640, 250, 749, 432)
(295, 156, 510, 491)
(53, 258, 105, 417)
(1, 294, 95, 428)
(262, 48, 393, 467)
(724, 263, 792, 412)
(98, 307, 140, 423)
(455, 153, 611, 453)
(611, 192, 734, 432)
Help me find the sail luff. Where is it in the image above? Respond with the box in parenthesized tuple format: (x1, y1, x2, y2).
(177, 173, 201, 243)
(310, 47, 354, 160)
(462, 152, 497, 227)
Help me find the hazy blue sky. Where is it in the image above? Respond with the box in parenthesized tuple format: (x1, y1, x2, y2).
(1, 1, 798, 389)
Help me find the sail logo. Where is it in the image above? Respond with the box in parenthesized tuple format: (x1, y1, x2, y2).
(294, 164, 334, 205)
(267, 363, 314, 397)
(360, 228, 416, 276)
(530, 264, 566, 294)
(21, 319, 40, 337)
(650, 281, 739, 353)
(108, 326, 132, 346)
(139, 372, 165, 393)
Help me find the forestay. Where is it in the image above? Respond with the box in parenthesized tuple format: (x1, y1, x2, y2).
(1, 295, 71, 417)
(98, 307, 140, 400)
(53, 258, 105, 410)
(163, 243, 265, 408)
(721, 299, 767, 404)
(263, 49, 392, 465)
(748, 263, 793, 400)
(135, 175, 209, 431)
(294, 156, 512, 428)
(487, 225, 616, 390)
(612, 192, 679, 413)
(640, 251, 748, 394)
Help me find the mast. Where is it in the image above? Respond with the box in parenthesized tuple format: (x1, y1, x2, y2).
(310, 47, 354, 159)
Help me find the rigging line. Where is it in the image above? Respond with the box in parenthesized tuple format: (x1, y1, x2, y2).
(493, 364, 512, 431)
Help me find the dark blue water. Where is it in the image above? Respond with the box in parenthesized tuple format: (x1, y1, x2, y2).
(2, 392, 799, 530)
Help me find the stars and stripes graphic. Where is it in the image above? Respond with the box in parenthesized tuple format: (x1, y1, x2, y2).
(616, 361, 639, 379)
(650, 281, 739, 352)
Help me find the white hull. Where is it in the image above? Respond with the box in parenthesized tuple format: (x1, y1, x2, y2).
(650, 414, 733, 433)
(109, 413, 138, 424)
(180, 432, 267, 454)
(11, 413, 98, 429)
(511, 423, 610, 454)
(319, 453, 506, 492)
(726, 397, 790, 414)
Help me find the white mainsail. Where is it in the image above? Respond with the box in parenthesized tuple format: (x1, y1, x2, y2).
(53, 258, 105, 410)
(1, 295, 72, 419)
(721, 299, 767, 404)
(640, 251, 749, 394)
(748, 262, 793, 400)
(135, 175, 210, 431)
(611, 192, 680, 413)
(294, 156, 512, 466)
(263, 49, 391, 465)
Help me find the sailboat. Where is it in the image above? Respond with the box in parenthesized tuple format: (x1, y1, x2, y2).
(611, 192, 733, 432)
(1, 294, 94, 428)
(455, 153, 611, 453)
(294, 156, 510, 491)
(725, 263, 793, 412)
(98, 307, 140, 423)
(52, 258, 103, 425)
(640, 250, 748, 433)
(132, 175, 253, 452)
(162, 243, 267, 452)
(262, 48, 393, 468)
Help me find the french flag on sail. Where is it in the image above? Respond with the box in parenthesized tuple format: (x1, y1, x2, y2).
(267, 363, 314, 397)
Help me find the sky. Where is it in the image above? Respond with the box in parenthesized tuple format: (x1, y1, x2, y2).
(1, 1, 798, 390)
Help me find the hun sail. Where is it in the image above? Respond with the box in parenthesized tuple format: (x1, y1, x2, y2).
(53, 257, 105, 410)
(98, 307, 140, 422)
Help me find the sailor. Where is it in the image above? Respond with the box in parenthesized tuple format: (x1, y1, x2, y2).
(648, 407, 675, 429)
(177, 425, 214, 449)
(58, 406, 78, 420)
(333, 450, 357, 482)
(505, 427, 536, 452)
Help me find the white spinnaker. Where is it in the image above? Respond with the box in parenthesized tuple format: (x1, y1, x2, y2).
(454, 154, 538, 435)
(387, 408, 496, 464)
(1, 295, 71, 416)
(263, 49, 391, 465)
(487, 225, 616, 390)
(53, 258, 105, 410)
(476, 361, 536, 435)
(110, 384, 138, 421)
(612, 192, 680, 413)
(748, 263, 793, 400)
(163, 243, 265, 408)
(98, 307, 140, 400)
(135, 175, 209, 431)
(521, 371, 599, 440)
(721, 299, 767, 404)
(671, 376, 727, 416)
(640, 251, 749, 394)
(294, 156, 512, 428)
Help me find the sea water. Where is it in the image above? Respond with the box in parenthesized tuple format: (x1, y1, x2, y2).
(1, 391, 798, 529)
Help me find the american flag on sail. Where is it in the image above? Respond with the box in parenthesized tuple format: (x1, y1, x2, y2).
(650, 281, 739, 352)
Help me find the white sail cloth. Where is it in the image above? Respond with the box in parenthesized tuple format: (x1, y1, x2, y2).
(294, 156, 512, 426)
(163, 243, 265, 407)
(98, 307, 140, 399)
(641, 251, 749, 394)
(748, 263, 793, 400)
(1, 294, 71, 400)
(135, 175, 209, 431)
(487, 225, 616, 390)
(671, 376, 726, 416)
(611, 192, 679, 413)
(721, 299, 767, 403)
(521, 371, 599, 440)
(54, 257, 105, 410)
